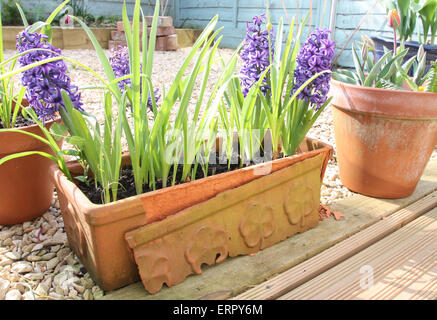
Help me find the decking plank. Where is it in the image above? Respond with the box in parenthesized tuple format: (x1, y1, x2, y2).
(279, 208, 437, 300)
(101, 160, 437, 300)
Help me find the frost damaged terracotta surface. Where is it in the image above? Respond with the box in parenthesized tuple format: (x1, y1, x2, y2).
(125, 143, 332, 294)
(50, 137, 332, 292)
(331, 80, 437, 199)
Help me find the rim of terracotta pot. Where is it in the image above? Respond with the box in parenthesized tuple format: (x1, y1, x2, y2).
(50, 137, 333, 224)
(330, 79, 437, 120)
(0, 114, 62, 154)
(8, 115, 61, 131)
(0, 98, 61, 134)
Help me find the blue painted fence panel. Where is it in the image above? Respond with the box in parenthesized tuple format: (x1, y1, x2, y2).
(172, 0, 426, 68)
(17, 0, 422, 68)
(174, 0, 332, 50)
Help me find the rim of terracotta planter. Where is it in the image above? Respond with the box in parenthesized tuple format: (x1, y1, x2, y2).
(0, 116, 62, 154)
(0, 99, 62, 153)
(50, 137, 333, 227)
(330, 79, 437, 120)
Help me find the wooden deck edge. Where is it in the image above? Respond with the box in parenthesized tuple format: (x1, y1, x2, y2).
(234, 191, 437, 300)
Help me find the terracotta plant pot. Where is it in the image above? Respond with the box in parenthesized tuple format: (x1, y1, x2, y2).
(330, 79, 437, 199)
(50, 137, 333, 292)
(0, 115, 64, 225)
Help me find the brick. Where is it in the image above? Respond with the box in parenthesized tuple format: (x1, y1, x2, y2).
(145, 16, 173, 27)
(117, 21, 145, 32)
(116, 15, 174, 33)
(166, 34, 178, 51)
(111, 30, 125, 41)
(155, 36, 166, 51)
(155, 26, 175, 36)
(116, 21, 124, 32)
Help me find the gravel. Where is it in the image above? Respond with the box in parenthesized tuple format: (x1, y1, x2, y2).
(1, 47, 436, 300)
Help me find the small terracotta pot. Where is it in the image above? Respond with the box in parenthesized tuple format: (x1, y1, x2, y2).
(330, 80, 437, 199)
(50, 137, 333, 291)
(0, 105, 63, 225)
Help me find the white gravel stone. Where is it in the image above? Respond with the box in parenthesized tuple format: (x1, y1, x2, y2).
(92, 286, 104, 299)
(23, 273, 44, 281)
(56, 248, 70, 261)
(11, 262, 33, 274)
(35, 283, 49, 297)
(46, 257, 60, 270)
(4, 251, 20, 261)
(21, 244, 35, 253)
(53, 271, 70, 287)
(26, 255, 42, 262)
(22, 291, 35, 300)
(0, 230, 14, 241)
(81, 276, 95, 290)
(48, 292, 64, 300)
(32, 243, 44, 251)
(41, 252, 57, 260)
(2, 238, 13, 246)
(72, 283, 85, 294)
(0, 278, 10, 299)
(5, 289, 22, 300)
(83, 289, 94, 300)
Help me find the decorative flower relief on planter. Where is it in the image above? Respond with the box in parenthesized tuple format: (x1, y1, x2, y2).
(185, 224, 229, 275)
(124, 152, 328, 294)
(239, 202, 275, 249)
(283, 183, 316, 228)
(134, 238, 172, 294)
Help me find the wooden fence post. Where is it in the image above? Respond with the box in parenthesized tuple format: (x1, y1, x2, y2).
(233, 0, 239, 28)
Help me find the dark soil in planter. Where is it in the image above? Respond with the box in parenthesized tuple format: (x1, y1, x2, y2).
(78, 152, 283, 204)
(0, 114, 35, 128)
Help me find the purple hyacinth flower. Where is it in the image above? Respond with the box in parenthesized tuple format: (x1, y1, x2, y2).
(16, 29, 83, 122)
(292, 29, 335, 110)
(239, 14, 275, 97)
(109, 46, 159, 112)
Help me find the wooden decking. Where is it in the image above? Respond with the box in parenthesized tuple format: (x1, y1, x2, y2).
(102, 160, 437, 300)
(279, 208, 437, 300)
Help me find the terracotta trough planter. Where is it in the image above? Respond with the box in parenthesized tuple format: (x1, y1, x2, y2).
(0, 116, 63, 225)
(50, 137, 332, 292)
(330, 79, 437, 199)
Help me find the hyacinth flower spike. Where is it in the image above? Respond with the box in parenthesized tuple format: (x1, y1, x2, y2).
(244, 11, 335, 158)
(281, 28, 335, 156)
(240, 14, 275, 97)
(292, 29, 335, 111)
(109, 45, 160, 113)
(16, 29, 83, 123)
